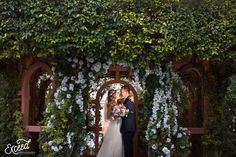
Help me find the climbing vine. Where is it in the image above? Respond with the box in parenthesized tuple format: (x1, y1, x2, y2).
(0, 0, 235, 64)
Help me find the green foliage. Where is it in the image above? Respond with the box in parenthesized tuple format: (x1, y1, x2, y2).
(38, 57, 92, 157)
(222, 76, 236, 157)
(140, 73, 160, 126)
(0, 61, 26, 153)
(202, 63, 236, 157)
(0, 0, 235, 64)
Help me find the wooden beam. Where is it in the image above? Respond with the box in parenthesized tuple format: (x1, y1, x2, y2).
(26, 125, 42, 132)
(188, 127, 205, 134)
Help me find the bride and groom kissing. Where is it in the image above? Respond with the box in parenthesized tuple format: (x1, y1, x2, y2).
(97, 85, 136, 157)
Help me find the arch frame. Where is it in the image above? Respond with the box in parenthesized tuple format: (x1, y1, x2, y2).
(175, 62, 206, 135)
(19, 61, 52, 132)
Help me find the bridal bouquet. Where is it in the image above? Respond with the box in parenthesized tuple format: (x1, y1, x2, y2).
(111, 104, 129, 120)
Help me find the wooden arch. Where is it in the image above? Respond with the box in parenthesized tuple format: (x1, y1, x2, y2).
(175, 62, 207, 157)
(176, 63, 205, 133)
(19, 61, 52, 132)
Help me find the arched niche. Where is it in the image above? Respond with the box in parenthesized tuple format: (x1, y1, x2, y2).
(19, 61, 52, 132)
(178, 64, 205, 130)
(175, 62, 207, 157)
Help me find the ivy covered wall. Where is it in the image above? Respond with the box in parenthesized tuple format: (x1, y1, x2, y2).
(0, 0, 235, 65)
(0, 60, 26, 153)
(203, 62, 236, 157)
(0, 0, 236, 156)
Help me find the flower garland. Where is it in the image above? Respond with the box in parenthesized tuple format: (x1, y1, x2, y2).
(40, 56, 114, 156)
(144, 63, 191, 157)
(41, 59, 87, 156)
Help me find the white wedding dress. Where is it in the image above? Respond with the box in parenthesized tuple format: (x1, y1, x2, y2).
(97, 99, 124, 157)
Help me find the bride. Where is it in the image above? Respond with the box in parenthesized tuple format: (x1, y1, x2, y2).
(97, 89, 124, 157)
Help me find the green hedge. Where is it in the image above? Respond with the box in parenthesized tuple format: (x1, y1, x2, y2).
(0, 0, 235, 65)
(0, 60, 26, 153)
(203, 63, 236, 157)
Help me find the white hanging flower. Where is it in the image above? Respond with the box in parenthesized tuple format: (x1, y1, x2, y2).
(88, 72, 94, 78)
(166, 138, 171, 143)
(51, 146, 60, 152)
(107, 59, 112, 65)
(67, 58, 72, 62)
(71, 76, 76, 81)
(61, 99, 65, 105)
(69, 83, 74, 91)
(54, 92, 58, 98)
(156, 122, 161, 129)
(87, 139, 95, 148)
(180, 145, 186, 149)
(79, 105, 84, 112)
(72, 63, 76, 68)
(177, 132, 182, 138)
(48, 141, 53, 146)
(151, 129, 156, 134)
(58, 145, 63, 151)
(66, 94, 72, 99)
(47, 120, 53, 128)
(145, 68, 151, 77)
(145, 132, 149, 141)
(93, 62, 102, 72)
(50, 76, 54, 81)
(86, 57, 94, 63)
(162, 147, 170, 156)
(62, 76, 69, 84)
(103, 63, 110, 72)
(45, 107, 50, 113)
(68, 105, 72, 113)
(66, 132, 75, 149)
(58, 72, 63, 77)
(55, 100, 61, 106)
(51, 66, 56, 72)
(76, 99, 83, 106)
(61, 86, 68, 92)
(73, 57, 78, 63)
(79, 60, 83, 66)
(152, 144, 157, 150)
(90, 80, 95, 85)
(82, 84, 87, 89)
(232, 116, 236, 123)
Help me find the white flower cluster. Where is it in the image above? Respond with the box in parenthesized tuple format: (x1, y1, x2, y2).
(66, 132, 75, 149)
(86, 132, 95, 149)
(145, 63, 190, 156)
(88, 57, 111, 74)
(67, 57, 83, 69)
(51, 146, 62, 152)
(37, 72, 54, 90)
(39, 73, 52, 81)
(48, 141, 63, 152)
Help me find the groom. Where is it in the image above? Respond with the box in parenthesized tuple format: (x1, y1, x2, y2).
(120, 85, 136, 157)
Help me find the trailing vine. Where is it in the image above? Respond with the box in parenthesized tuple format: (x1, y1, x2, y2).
(143, 64, 190, 157)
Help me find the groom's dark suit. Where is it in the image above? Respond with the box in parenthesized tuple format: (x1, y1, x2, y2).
(121, 97, 136, 157)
